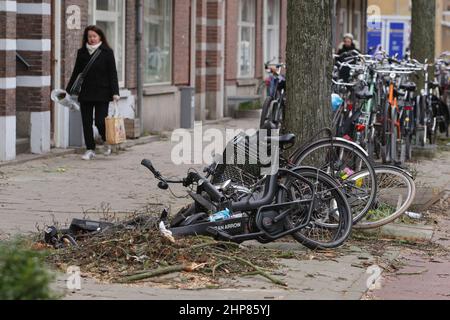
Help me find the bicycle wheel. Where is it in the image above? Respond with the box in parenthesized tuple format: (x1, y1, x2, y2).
(400, 133, 413, 164)
(260, 96, 273, 129)
(332, 105, 345, 137)
(271, 99, 283, 128)
(390, 107, 400, 164)
(416, 96, 427, 147)
(170, 203, 196, 227)
(353, 166, 416, 229)
(428, 116, 437, 145)
(291, 138, 377, 224)
(280, 167, 352, 250)
(382, 101, 393, 163)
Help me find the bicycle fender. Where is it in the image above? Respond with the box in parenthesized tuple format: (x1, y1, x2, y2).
(301, 137, 369, 157)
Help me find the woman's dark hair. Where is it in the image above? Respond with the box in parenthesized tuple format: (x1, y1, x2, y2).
(82, 25, 111, 49)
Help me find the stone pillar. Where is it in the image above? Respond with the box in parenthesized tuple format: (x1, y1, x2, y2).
(16, 0, 52, 154)
(0, 0, 17, 161)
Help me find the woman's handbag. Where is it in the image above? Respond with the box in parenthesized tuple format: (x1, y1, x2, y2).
(105, 101, 127, 145)
(69, 49, 102, 96)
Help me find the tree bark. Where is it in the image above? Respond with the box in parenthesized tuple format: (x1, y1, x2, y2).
(411, 0, 436, 89)
(283, 0, 333, 147)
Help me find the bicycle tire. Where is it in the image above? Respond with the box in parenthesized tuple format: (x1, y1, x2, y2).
(353, 165, 416, 229)
(391, 106, 399, 164)
(260, 96, 273, 129)
(382, 100, 392, 163)
(280, 167, 353, 250)
(272, 100, 283, 128)
(170, 204, 196, 227)
(290, 138, 377, 224)
(428, 117, 437, 145)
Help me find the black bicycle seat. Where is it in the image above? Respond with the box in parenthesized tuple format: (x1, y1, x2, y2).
(266, 134, 296, 147)
(355, 88, 374, 100)
(428, 81, 440, 89)
(400, 82, 417, 91)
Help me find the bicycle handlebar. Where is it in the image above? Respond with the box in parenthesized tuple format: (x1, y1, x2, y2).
(375, 70, 415, 75)
(332, 79, 357, 86)
(186, 172, 225, 203)
(141, 159, 161, 178)
(336, 61, 366, 72)
(265, 62, 286, 76)
(142, 159, 225, 203)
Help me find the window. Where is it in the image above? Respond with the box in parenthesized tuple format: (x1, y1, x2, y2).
(353, 11, 361, 46)
(340, 8, 348, 36)
(264, 0, 280, 64)
(238, 0, 256, 78)
(89, 0, 126, 87)
(144, 0, 172, 85)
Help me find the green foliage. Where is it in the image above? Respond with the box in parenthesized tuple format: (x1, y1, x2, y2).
(0, 239, 57, 300)
(365, 203, 394, 222)
(238, 101, 261, 111)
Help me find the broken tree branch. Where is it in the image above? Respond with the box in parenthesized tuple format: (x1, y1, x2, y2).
(213, 253, 287, 287)
(118, 264, 186, 283)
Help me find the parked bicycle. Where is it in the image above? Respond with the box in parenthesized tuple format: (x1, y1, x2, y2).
(259, 61, 287, 129)
(142, 131, 353, 250)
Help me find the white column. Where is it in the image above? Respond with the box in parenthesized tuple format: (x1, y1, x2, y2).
(0, 116, 16, 161)
(0, 1, 16, 161)
(30, 111, 50, 154)
(53, 0, 69, 148)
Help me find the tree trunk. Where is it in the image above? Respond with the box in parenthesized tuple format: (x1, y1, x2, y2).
(411, 0, 436, 89)
(283, 0, 332, 147)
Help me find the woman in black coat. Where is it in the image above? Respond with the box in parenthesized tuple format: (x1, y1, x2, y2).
(66, 25, 120, 160)
(336, 33, 360, 83)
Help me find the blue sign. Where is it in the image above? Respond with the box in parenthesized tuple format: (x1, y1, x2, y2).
(367, 21, 383, 55)
(389, 22, 405, 59)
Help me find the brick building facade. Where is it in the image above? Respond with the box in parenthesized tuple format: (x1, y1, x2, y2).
(1, 0, 53, 161)
(0, 0, 367, 161)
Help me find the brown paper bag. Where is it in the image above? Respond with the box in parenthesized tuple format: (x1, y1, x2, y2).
(105, 102, 126, 145)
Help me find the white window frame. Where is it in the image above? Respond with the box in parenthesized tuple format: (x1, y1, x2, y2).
(89, 0, 126, 88)
(263, 0, 280, 66)
(143, 0, 173, 86)
(238, 0, 256, 79)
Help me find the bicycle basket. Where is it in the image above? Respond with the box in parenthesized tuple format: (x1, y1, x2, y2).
(211, 132, 276, 187)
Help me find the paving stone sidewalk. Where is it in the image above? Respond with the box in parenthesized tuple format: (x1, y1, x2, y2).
(369, 147, 450, 300)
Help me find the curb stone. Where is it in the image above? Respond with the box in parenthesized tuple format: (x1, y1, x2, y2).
(359, 223, 435, 242)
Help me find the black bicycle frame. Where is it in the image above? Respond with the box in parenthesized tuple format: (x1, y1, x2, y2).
(142, 158, 319, 243)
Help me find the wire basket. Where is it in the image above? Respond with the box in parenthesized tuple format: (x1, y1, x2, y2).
(211, 132, 275, 187)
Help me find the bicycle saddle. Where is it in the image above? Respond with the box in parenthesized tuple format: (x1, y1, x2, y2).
(266, 134, 296, 147)
(400, 82, 417, 91)
(428, 81, 440, 89)
(355, 88, 374, 100)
